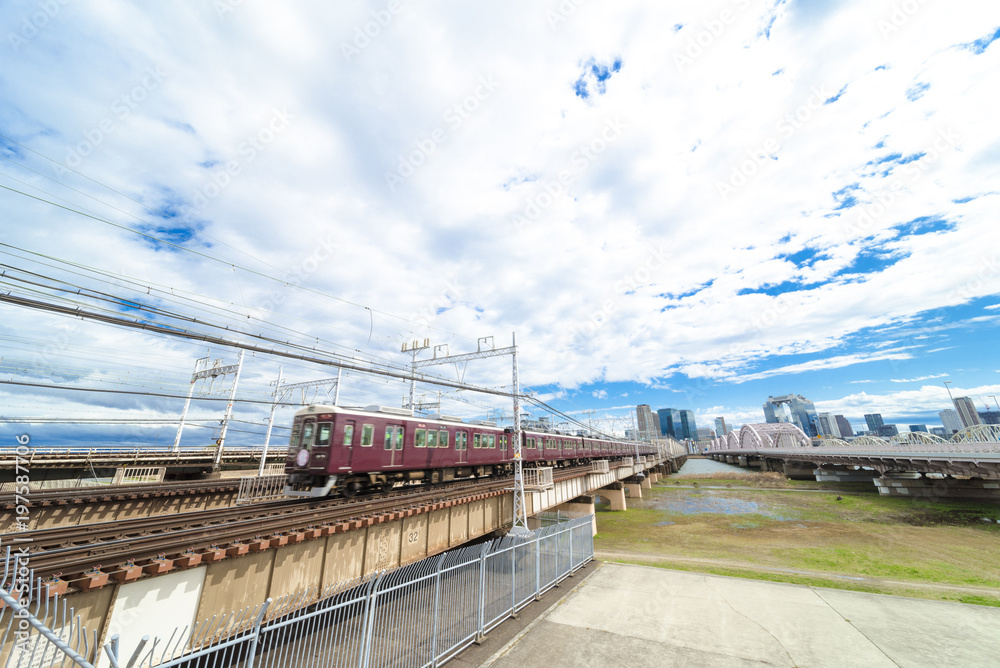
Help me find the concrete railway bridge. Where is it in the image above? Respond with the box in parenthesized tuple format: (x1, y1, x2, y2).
(1, 445, 686, 666)
(707, 423, 1000, 499)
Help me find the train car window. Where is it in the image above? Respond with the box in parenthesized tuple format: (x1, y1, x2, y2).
(289, 420, 301, 449)
(318, 422, 333, 446)
(301, 421, 315, 447)
(394, 426, 404, 450)
(501, 435, 507, 449)
(488, 434, 495, 449)
(426, 430, 437, 448)
(361, 424, 374, 447)
(473, 433, 481, 449)
(384, 427, 393, 450)
(439, 430, 449, 448)
(415, 429, 427, 448)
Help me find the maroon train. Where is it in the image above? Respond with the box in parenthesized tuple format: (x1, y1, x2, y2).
(284, 404, 658, 497)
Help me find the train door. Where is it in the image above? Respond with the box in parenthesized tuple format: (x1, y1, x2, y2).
(382, 424, 404, 467)
(334, 419, 355, 470)
(456, 430, 468, 464)
(293, 417, 316, 469)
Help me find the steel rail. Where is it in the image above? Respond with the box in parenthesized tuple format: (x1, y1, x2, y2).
(1, 478, 243, 507)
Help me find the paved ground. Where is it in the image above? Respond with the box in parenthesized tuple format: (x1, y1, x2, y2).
(473, 562, 1000, 668)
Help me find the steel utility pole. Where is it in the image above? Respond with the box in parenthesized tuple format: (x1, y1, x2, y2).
(403, 339, 432, 410)
(259, 366, 283, 476)
(173, 356, 210, 453)
(214, 350, 245, 469)
(511, 332, 527, 533)
(409, 333, 527, 532)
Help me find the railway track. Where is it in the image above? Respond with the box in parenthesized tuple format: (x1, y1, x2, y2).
(1, 465, 599, 583)
(0, 478, 242, 508)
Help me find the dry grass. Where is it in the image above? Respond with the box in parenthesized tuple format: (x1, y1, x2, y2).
(671, 471, 788, 487)
(593, 483, 1000, 606)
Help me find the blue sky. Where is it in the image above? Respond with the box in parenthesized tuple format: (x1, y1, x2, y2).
(1, 0, 999, 446)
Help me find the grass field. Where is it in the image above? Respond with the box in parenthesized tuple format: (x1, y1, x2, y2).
(593, 474, 1000, 607)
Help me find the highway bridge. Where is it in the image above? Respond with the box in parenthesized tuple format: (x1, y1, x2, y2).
(706, 423, 1000, 499)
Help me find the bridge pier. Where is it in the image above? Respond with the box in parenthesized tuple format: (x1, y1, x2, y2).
(599, 486, 627, 511)
(875, 475, 1000, 500)
(640, 476, 652, 490)
(552, 497, 598, 536)
(623, 482, 643, 500)
(782, 462, 816, 480)
(814, 465, 878, 483)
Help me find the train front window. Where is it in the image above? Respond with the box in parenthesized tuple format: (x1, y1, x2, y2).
(317, 422, 332, 446)
(300, 421, 315, 448)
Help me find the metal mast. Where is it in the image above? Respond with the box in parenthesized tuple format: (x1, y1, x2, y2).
(259, 366, 283, 476)
(511, 332, 528, 533)
(214, 349, 245, 469)
(173, 356, 209, 453)
(407, 333, 527, 532)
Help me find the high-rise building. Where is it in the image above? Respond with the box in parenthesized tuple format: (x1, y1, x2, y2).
(834, 415, 853, 438)
(679, 410, 697, 440)
(696, 428, 714, 440)
(864, 414, 884, 432)
(816, 413, 841, 438)
(657, 408, 697, 439)
(908, 424, 928, 433)
(953, 397, 982, 429)
(930, 427, 948, 437)
(939, 409, 962, 434)
(636, 405, 655, 441)
(657, 408, 678, 438)
(714, 417, 728, 437)
(652, 413, 662, 436)
(877, 424, 899, 438)
(763, 394, 818, 436)
(979, 410, 1000, 425)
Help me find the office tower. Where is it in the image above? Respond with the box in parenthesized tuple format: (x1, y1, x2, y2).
(908, 424, 928, 433)
(953, 397, 982, 429)
(636, 405, 655, 440)
(714, 417, 728, 437)
(834, 415, 853, 438)
(979, 410, 1000, 425)
(763, 394, 819, 436)
(652, 413, 662, 436)
(864, 414, 884, 432)
(939, 409, 962, 434)
(816, 413, 841, 438)
(657, 408, 678, 438)
(877, 424, 899, 438)
(680, 410, 697, 440)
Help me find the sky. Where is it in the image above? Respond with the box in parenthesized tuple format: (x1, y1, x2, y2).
(1, 0, 999, 447)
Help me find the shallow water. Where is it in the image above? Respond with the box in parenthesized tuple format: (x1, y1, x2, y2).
(653, 490, 793, 521)
(675, 458, 752, 476)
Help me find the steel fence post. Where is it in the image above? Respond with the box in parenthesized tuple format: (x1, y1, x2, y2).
(569, 521, 575, 572)
(358, 574, 383, 668)
(534, 529, 541, 601)
(477, 544, 487, 641)
(431, 562, 442, 666)
(242, 598, 272, 668)
(510, 542, 516, 616)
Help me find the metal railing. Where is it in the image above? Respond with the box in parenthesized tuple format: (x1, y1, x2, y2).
(2, 516, 594, 668)
(236, 474, 289, 504)
(618, 457, 633, 468)
(111, 467, 166, 485)
(589, 460, 609, 474)
(522, 467, 553, 490)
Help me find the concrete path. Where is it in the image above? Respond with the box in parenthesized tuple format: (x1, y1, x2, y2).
(479, 562, 1000, 667)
